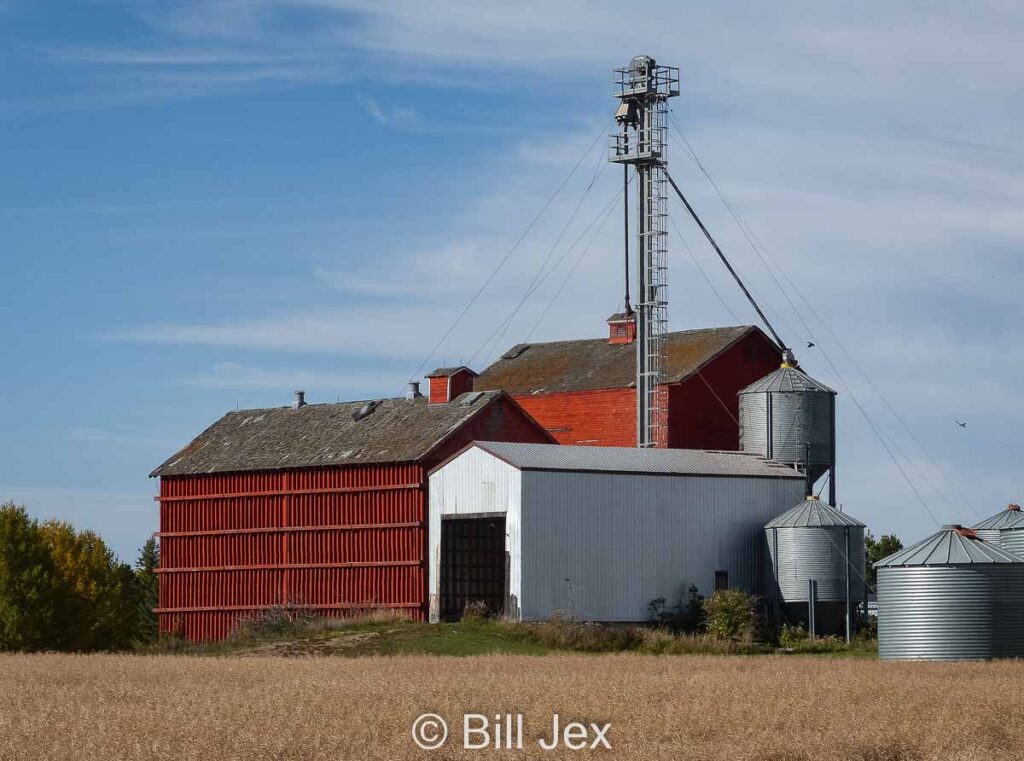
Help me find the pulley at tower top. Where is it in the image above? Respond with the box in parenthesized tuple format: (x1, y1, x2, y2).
(610, 56, 679, 165)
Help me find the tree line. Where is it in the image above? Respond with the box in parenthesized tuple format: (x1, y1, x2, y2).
(0, 501, 158, 651)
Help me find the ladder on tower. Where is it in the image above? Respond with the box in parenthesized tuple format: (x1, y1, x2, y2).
(641, 164, 669, 447)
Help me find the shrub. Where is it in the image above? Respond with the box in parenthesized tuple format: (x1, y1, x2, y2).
(515, 612, 647, 652)
(462, 600, 491, 621)
(704, 589, 758, 642)
(648, 584, 705, 632)
(779, 623, 808, 648)
(235, 603, 316, 640)
(776, 623, 876, 654)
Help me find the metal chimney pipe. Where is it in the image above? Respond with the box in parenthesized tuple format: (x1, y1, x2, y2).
(405, 381, 424, 401)
(293, 390, 306, 409)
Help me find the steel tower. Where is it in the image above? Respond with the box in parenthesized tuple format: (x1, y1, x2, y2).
(610, 56, 679, 448)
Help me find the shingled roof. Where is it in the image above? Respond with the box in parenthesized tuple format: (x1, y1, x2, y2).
(475, 325, 770, 395)
(151, 390, 512, 477)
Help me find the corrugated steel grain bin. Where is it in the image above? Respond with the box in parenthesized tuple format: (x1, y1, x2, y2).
(764, 497, 865, 635)
(428, 442, 806, 623)
(151, 391, 552, 641)
(875, 525, 1024, 661)
(738, 362, 836, 483)
(971, 504, 1024, 553)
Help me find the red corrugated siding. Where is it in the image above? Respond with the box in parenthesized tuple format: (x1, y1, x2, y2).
(156, 396, 551, 641)
(157, 464, 427, 641)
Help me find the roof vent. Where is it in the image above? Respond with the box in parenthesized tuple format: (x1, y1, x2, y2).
(405, 381, 424, 401)
(352, 400, 381, 422)
(292, 390, 307, 409)
(501, 344, 529, 361)
(458, 391, 485, 406)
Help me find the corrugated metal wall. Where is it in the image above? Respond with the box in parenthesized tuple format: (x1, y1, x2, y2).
(518, 471, 804, 621)
(767, 526, 865, 602)
(739, 392, 834, 469)
(428, 447, 804, 623)
(157, 463, 427, 641)
(878, 565, 1024, 660)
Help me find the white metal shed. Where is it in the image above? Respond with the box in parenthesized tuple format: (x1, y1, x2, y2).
(427, 441, 805, 623)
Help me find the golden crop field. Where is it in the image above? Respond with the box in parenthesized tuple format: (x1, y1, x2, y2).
(1, 653, 1022, 761)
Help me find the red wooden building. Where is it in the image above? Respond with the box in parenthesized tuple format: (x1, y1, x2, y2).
(474, 316, 782, 449)
(151, 389, 551, 641)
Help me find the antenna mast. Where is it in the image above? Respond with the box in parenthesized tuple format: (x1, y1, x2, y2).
(610, 56, 679, 448)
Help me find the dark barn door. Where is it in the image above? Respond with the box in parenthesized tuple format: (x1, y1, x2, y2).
(440, 516, 507, 621)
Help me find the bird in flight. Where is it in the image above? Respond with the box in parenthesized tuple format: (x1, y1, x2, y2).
(806, 341, 816, 348)
(955, 420, 967, 428)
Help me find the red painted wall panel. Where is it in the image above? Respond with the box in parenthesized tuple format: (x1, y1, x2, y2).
(427, 377, 449, 404)
(156, 396, 550, 641)
(668, 331, 781, 450)
(513, 387, 637, 447)
(510, 332, 781, 449)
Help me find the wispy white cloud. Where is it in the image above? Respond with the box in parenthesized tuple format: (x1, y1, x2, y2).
(361, 96, 416, 126)
(38, 46, 316, 67)
(312, 242, 484, 298)
(113, 306, 453, 359)
(181, 361, 399, 392)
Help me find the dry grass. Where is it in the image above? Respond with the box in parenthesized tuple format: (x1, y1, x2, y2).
(2, 653, 1022, 760)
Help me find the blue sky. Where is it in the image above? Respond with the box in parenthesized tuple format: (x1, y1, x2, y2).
(2, 1, 1022, 561)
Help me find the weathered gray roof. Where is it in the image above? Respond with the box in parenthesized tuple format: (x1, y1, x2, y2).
(971, 507, 1024, 531)
(469, 441, 804, 479)
(874, 526, 1024, 568)
(476, 325, 771, 394)
(765, 498, 866, 529)
(427, 366, 478, 378)
(152, 391, 509, 477)
(739, 364, 836, 395)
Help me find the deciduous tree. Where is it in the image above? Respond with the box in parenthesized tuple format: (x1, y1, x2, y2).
(0, 503, 59, 651)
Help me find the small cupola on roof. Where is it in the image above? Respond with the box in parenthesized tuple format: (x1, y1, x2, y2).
(606, 312, 636, 344)
(426, 366, 478, 404)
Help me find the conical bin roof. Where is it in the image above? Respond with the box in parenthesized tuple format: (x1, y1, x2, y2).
(875, 525, 1024, 568)
(765, 497, 865, 529)
(971, 505, 1024, 532)
(739, 364, 836, 395)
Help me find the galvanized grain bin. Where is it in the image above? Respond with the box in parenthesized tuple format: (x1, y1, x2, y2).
(738, 361, 836, 485)
(876, 525, 1024, 661)
(971, 504, 1024, 553)
(765, 497, 865, 636)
